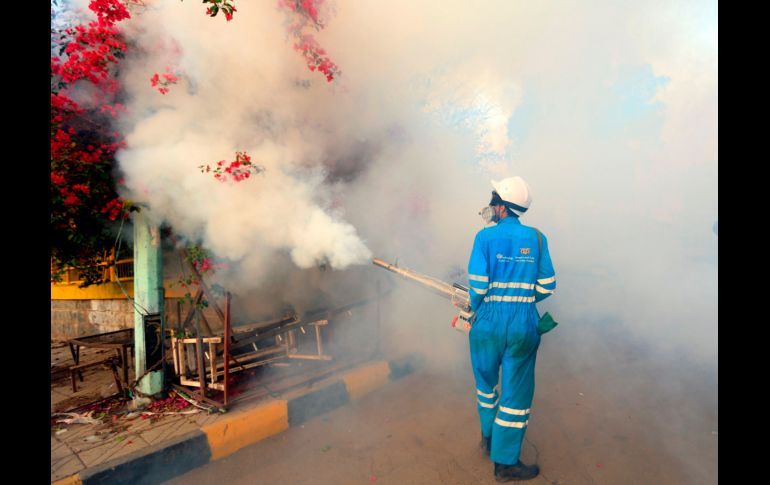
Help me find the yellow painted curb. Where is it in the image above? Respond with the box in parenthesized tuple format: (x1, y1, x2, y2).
(202, 399, 289, 461)
(342, 361, 391, 400)
(51, 475, 82, 485)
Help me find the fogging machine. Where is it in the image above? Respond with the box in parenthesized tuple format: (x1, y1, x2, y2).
(372, 258, 474, 332)
(372, 258, 559, 335)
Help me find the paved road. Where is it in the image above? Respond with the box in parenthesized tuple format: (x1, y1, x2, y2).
(164, 319, 717, 485)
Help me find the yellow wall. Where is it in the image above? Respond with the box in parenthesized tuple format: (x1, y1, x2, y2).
(51, 280, 189, 300)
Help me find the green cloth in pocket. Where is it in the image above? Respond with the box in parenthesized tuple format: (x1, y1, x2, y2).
(537, 312, 558, 335)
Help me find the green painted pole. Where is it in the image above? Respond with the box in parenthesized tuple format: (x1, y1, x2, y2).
(133, 210, 164, 396)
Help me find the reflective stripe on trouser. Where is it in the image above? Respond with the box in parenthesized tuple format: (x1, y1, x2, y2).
(469, 305, 540, 465)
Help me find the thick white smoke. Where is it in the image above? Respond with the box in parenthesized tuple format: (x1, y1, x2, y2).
(111, 1, 375, 280)
(56, 2, 716, 479)
(66, 0, 717, 363)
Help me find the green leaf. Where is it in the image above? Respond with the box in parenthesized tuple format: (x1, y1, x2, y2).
(210, 5, 219, 16)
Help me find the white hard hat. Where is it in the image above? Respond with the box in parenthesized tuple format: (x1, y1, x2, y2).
(491, 176, 532, 216)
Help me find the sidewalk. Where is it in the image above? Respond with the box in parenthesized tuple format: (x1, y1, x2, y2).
(51, 341, 421, 485)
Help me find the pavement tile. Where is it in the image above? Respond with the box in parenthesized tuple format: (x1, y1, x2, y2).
(53, 424, 103, 447)
(190, 411, 223, 427)
(122, 416, 156, 434)
(95, 434, 152, 465)
(137, 418, 187, 446)
(51, 391, 106, 414)
(158, 417, 201, 441)
(77, 436, 127, 468)
(51, 388, 70, 399)
(68, 425, 127, 453)
(52, 437, 74, 462)
(51, 455, 85, 482)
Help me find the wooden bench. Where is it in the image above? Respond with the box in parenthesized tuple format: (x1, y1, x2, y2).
(69, 357, 124, 394)
(68, 329, 134, 387)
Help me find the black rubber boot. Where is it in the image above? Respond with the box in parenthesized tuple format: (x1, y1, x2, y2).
(480, 434, 491, 457)
(494, 461, 540, 482)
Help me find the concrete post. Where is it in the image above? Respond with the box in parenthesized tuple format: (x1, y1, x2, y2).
(133, 210, 164, 396)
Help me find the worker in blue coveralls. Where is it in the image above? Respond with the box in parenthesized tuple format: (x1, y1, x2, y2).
(467, 176, 556, 482)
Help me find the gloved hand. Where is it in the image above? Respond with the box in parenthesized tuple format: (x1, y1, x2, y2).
(537, 312, 558, 334)
(451, 309, 475, 332)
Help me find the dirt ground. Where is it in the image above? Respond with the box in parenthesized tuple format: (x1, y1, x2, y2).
(163, 317, 717, 485)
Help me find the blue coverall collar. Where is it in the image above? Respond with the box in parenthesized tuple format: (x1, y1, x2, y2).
(497, 216, 521, 225)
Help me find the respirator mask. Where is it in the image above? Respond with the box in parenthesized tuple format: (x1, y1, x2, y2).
(479, 205, 498, 225)
(480, 191, 505, 224)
